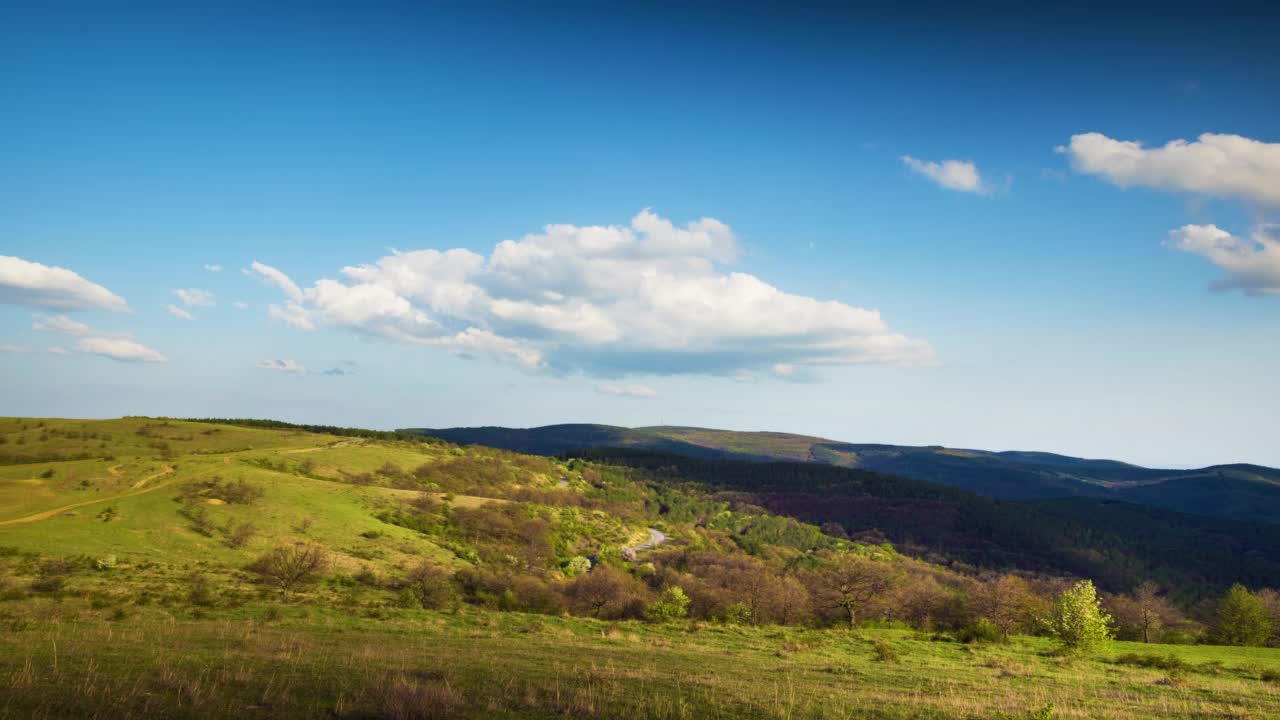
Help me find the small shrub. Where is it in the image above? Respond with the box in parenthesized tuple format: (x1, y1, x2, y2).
(96, 506, 118, 522)
(249, 543, 330, 595)
(871, 638, 898, 663)
(1260, 669, 1280, 683)
(956, 618, 1004, 644)
(30, 575, 66, 594)
(402, 562, 458, 610)
(39, 468, 55, 479)
(225, 521, 257, 548)
(187, 573, 217, 607)
(1114, 653, 1190, 672)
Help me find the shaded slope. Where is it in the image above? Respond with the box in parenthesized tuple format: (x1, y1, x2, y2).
(403, 424, 1280, 523)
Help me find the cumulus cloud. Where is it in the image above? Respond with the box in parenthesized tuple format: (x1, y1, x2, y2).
(901, 156, 988, 194)
(1166, 224, 1280, 295)
(167, 304, 195, 320)
(32, 314, 90, 336)
(596, 383, 657, 398)
(173, 288, 214, 307)
(244, 261, 304, 302)
(74, 337, 167, 363)
(32, 313, 167, 361)
(1057, 132, 1280, 205)
(252, 210, 936, 377)
(0, 344, 28, 353)
(0, 255, 128, 312)
(204, 264, 223, 272)
(256, 359, 306, 374)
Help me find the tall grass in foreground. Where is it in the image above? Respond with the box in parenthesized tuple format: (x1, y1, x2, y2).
(2, 607, 1280, 719)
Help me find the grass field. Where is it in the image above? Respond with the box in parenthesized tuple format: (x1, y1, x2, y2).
(2, 602, 1280, 719)
(2, 417, 1279, 719)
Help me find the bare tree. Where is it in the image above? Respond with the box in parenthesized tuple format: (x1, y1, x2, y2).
(250, 543, 330, 595)
(816, 554, 898, 628)
(1131, 581, 1166, 643)
(403, 562, 457, 609)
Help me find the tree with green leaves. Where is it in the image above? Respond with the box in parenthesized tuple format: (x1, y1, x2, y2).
(1047, 580, 1112, 654)
(646, 585, 690, 623)
(1215, 584, 1272, 647)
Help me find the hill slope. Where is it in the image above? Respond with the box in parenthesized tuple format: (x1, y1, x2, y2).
(406, 424, 1280, 523)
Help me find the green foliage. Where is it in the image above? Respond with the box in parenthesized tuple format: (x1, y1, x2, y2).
(956, 618, 1003, 644)
(1215, 584, 1273, 646)
(563, 556, 592, 578)
(870, 638, 898, 663)
(1047, 580, 1112, 654)
(645, 585, 690, 623)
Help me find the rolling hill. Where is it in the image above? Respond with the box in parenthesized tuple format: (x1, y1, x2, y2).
(405, 424, 1280, 523)
(4, 417, 1280, 719)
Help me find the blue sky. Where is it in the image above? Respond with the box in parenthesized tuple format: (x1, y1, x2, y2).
(2, 2, 1278, 467)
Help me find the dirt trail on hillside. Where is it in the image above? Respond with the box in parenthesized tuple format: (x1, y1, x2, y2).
(0, 466, 176, 527)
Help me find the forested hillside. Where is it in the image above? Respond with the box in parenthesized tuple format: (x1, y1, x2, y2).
(408, 424, 1280, 523)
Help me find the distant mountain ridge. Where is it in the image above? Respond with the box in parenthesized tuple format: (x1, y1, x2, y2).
(403, 424, 1280, 524)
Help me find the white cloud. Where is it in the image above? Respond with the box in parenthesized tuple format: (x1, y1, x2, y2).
(253, 210, 936, 377)
(0, 255, 128, 312)
(0, 344, 28, 353)
(256, 359, 306, 374)
(74, 337, 167, 363)
(596, 383, 657, 398)
(233, 301, 249, 310)
(268, 301, 314, 330)
(1057, 132, 1280, 205)
(48, 346, 69, 355)
(173, 288, 215, 307)
(32, 314, 90, 336)
(1166, 224, 1280, 295)
(166, 304, 195, 320)
(244, 261, 303, 302)
(204, 264, 223, 272)
(901, 156, 988, 194)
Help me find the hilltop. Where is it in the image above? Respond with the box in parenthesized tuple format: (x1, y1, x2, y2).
(406, 424, 1280, 524)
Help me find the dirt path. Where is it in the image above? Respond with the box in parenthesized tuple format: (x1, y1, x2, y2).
(628, 528, 667, 553)
(0, 466, 176, 527)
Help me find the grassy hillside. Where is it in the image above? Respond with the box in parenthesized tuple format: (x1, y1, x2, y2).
(5, 609, 1280, 719)
(405, 424, 1280, 523)
(3, 418, 1280, 719)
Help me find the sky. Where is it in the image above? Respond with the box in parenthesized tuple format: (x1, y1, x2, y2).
(2, 2, 1278, 468)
